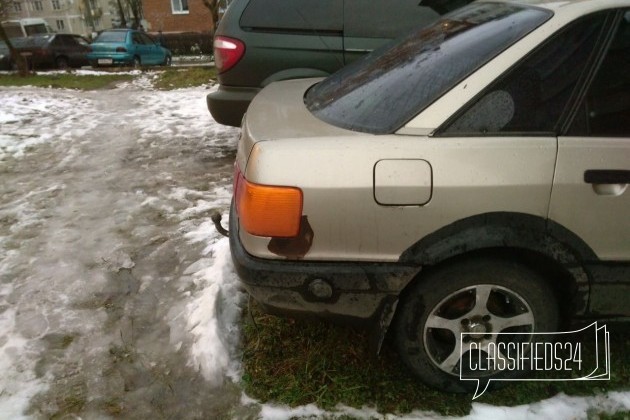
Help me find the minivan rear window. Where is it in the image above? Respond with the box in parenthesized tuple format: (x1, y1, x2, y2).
(305, 3, 552, 134)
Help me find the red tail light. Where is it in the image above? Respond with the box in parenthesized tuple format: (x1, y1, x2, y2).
(214, 36, 245, 73)
(116, 47, 127, 53)
(87, 46, 92, 52)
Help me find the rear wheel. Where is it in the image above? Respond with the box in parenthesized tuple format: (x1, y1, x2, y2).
(132, 56, 141, 68)
(395, 258, 558, 393)
(162, 55, 172, 66)
(56, 56, 69, 70)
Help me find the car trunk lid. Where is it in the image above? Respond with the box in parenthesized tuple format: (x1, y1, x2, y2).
(238, 78, 363, 172)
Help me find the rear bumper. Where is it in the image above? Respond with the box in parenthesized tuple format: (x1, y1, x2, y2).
(87, 53, 134, 66)
(229, 205, 421, 325)
(206, 85, 260, 127)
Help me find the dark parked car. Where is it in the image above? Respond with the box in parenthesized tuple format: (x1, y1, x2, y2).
(207, 0, 473, 127)
(11, 34, 91, 69)
(87, 29, 172, 68)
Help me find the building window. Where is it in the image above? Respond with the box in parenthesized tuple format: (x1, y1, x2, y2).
(56, 19, 65, 30)
(13, 1, 22, 11)
(31, 0, 43, 10)
(171, 0, 189, 14)
(51, 0, 60, 9)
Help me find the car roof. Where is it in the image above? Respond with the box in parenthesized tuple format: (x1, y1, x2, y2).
(495, 0, 630, 13)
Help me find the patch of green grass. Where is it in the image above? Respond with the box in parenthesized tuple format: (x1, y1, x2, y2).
(242, 303, 630, 416)
(0, 72, 134, 90)
(592, 411, 630, 420)
(152, 67, 217, 90)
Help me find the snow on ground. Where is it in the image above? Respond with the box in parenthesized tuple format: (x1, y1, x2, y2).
(0, 89, 97, 158)
(1, 76, 243, 418)
(247, 391, 630, 420)
(1, 73, 628, 419)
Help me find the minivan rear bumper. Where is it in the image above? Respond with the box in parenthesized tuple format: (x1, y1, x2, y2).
(207, 85, 260, 127)
(229, 204, 421, 325)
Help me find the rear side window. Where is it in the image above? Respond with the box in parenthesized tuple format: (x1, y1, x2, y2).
(74, 36, 89, 46)
(443, 12, 609, 136)
(51, 35, 66, 47)
(305, 3, 552, 134)
(140, 33, 155, 45)
(240, 0, 342, 33)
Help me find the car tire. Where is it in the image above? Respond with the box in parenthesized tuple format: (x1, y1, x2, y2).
(56, 56, 69, 70)
(394, 258, 559, 393)
(163, 55, 172, 66)
(133, 56, 141, 68)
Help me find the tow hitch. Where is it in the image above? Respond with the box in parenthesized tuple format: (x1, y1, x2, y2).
(211, 212, 229, 237)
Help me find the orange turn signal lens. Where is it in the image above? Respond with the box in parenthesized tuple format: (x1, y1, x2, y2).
(235, 170, 303, 238)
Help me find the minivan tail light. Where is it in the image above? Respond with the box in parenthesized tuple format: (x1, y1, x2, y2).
(234, 167, 302, 238)
(214, 36, 245, 73)
(116, 47, 127, 53)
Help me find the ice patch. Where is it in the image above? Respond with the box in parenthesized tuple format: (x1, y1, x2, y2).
(184, 237, 244, 386)
(102, 249, 135, 272)
(0, 308, 47, 419)
(0, 89, 97, 160)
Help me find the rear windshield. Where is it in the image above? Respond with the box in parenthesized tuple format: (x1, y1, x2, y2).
(24, 24, 48, 36)
(305, 3, 552, 134)
(95, 31, 127, 43)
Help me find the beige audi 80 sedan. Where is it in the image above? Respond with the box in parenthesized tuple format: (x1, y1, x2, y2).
(229, 0, 630, 392)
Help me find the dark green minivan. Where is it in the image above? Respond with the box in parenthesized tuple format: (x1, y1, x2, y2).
(207, 0, 472, 127)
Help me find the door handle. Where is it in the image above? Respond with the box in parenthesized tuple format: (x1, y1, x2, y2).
(584, 170, 630, 184)
(584, 170, 629, 196)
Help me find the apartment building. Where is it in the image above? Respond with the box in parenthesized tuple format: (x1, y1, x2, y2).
(5, 0, 114, 36)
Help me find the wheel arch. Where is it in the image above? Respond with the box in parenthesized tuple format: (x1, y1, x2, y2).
(397, 212, 596, 317)
(392, 255, 561, 392)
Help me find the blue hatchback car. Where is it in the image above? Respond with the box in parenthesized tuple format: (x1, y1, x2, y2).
(88, 29, 171, 67)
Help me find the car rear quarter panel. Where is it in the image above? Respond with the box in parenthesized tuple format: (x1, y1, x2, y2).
(238, 134, 557, 262)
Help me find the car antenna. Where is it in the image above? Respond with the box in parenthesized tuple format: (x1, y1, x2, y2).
(292, 6, 344, 68)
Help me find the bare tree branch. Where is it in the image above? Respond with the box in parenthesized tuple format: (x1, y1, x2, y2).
(200, 0, 219, 31)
